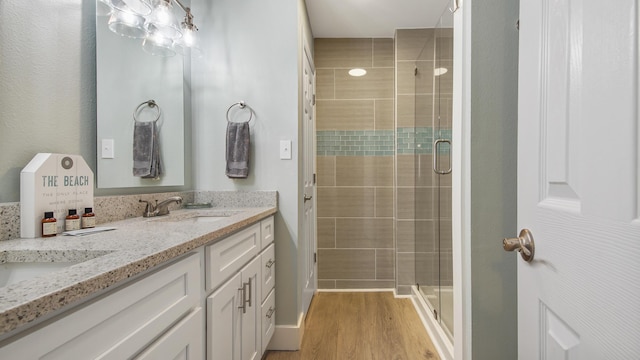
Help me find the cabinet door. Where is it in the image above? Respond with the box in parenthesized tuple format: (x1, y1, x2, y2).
(134, 307, 203, 360)
(207, 272, 242, 360)
(241, 256, 262, 360)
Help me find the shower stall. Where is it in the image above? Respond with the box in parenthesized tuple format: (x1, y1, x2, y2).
(411, 2, 454, 354)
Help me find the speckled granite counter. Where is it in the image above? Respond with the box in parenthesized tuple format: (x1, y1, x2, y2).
(0, 206, 277, 339)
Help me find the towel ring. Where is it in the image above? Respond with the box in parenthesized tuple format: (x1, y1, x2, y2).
(226, 101, 253, 124)
(133, 100, 162, 123)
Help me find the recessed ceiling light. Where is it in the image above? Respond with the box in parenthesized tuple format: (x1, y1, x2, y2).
(348, 68, 367, 77)
(434, 67, 448, 76)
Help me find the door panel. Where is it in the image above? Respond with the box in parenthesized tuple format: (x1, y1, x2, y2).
(518, 0, 640, 359)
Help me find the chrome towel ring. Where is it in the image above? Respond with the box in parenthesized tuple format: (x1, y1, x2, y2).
(226, 101, 253, 124)
(133, 99, 161, 123)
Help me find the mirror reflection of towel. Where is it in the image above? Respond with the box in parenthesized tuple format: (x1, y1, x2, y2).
(226, 122, 250, 178)
(133, 121, 162, 179)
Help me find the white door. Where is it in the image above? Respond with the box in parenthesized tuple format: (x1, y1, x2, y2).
(301, 43, 317, 315)
(517, 1, 640, 359)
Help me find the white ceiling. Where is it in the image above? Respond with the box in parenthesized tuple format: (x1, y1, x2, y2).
(304, 0, 451, 38)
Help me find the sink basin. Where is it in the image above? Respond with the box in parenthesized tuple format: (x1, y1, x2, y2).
(0, 250, 112, 288)
(151, 210, 242, 223)
(0, 262, 80, 288)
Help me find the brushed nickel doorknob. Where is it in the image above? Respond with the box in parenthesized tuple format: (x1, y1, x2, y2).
(503, 229, 535, 262)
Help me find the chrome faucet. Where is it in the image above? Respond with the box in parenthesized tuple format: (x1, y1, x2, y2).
(139, 196, 183, 217)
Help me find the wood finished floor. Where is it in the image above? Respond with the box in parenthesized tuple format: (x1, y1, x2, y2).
(264, 292, 440, 360)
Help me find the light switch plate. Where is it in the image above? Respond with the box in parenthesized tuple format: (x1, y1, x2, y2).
(280, 140, 292, 160)
(102, 139, 114, 159)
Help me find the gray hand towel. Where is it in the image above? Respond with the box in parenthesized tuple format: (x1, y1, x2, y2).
(226, 122, 250, 178)
(133, 121, 162, 179)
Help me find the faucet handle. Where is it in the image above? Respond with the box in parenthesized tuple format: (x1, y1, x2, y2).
(139, 200, 155, 217)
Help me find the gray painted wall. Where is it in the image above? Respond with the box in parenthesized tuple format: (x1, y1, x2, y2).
(0, 0, 192, 203)
(469, 0, 519, 358)
(190, 0, 308, 326)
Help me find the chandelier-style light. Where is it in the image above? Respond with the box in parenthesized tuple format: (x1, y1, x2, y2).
(100, 0, 200, 57)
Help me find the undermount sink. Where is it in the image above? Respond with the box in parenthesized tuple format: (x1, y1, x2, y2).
(151, 210, 242, 223)
(0, 262, 80, 288)
(0, 250, 112, 288)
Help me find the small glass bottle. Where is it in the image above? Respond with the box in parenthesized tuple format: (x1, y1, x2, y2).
(82, 207, 96, 229)
(42, 211, 57, 237)
(65, 209, 81, 231)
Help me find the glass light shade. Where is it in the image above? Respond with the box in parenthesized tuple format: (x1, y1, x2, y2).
(175, 25, 201, 57)
(146, 0, 182, 40)
(108, 0, 151, 16)
(108, 9, 147, 39)
(142, 31, 176, 57)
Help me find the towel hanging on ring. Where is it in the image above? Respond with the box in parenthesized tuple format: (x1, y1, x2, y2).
(225, 101, 252, 179)
(133, 100, 163, 179)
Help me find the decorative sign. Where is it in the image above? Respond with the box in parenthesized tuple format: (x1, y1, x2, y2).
(20, 153, 94, 238)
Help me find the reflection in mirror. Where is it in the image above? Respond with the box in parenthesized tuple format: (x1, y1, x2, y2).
(96, 3, 185, 188)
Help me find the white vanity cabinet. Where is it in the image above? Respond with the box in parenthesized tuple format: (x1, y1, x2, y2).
(0, 253, 202, 359)
(207, 216, 275, 360)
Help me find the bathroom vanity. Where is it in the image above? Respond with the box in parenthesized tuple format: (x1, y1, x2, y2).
(0, 206, 276, 359)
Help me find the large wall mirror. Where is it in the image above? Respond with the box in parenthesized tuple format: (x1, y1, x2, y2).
(96, 3, 185, 189)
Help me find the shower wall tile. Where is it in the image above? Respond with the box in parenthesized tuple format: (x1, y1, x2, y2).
(396, 28, 434, 61)
(435, 60, 453, 94)
(415, 252, 436, 286)
(397, 252, 415, 286)
(316, 156, 335, 186)
(318, 249, 376, 279)
(375, 99, 395, 129)
(397, 155, 435, 187)
(336, 280, 396, 289)
(315, 38, 373, 68)
(397, 61, 435, 95)
(397, 187, 434, 220)
(316, 100, 375, 130)
(335, 218, 394, 249)
(439, 187, 452, 219)
(319, 280, 336, 289)
(435, 29, 454, 60)
(439, 219, 452, 252)
(335, 68, 394, 99)
(397, 220, 436, 253)
(316, 69, 335, 99)
(375, 187, 394, 218)
(335, 156, 393, 186)
(373, 38, 395, 67)
(317, 187, 375, 218)
(396, 285, 413, 295)
(315, 38, 396, 290)
(376, 249, 395, 280)
(318, 217, 336, 248)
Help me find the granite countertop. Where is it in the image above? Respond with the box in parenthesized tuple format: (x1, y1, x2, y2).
(0, 206, 277, 339)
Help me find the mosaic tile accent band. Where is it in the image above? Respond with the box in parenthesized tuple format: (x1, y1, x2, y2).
(316, 128, 452, 156)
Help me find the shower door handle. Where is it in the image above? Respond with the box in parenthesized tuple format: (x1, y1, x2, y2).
(433, 139, 452, 175)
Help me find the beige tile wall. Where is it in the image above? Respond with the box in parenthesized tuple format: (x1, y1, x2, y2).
(315, 38, 396, 290)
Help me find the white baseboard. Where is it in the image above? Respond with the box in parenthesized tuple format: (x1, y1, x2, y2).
(267, 312, 305, 351)
(317, 288, 395, 293)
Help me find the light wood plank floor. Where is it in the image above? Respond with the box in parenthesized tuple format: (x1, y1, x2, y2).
(264, 292, 440, 360)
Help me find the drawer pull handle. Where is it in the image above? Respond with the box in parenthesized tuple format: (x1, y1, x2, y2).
(246, 278, 253, 308)
(266, 307, 275, 319)
(238, 284, 247, 314)
(265, 259, 275, 268)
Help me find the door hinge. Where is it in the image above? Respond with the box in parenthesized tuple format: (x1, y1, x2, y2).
(434, 309, 438, 320)
(314, 252, 317, 263)
(312, 94, 316, 105)
(414, 67, 418, 76)
(313, 173, 316, 184)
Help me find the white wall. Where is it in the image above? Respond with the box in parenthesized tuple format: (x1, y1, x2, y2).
(191, 0, 303, 326)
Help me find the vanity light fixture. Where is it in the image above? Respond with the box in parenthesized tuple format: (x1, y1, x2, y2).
(100, 0, 200, 57)
(348, 68, 367, 77)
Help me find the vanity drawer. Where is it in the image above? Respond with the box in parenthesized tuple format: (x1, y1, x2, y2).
(260, 243, 275, 302)
(260, 216, 274, 250)
(206, 223, 260, 291)
(261, 288, 276, 355)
